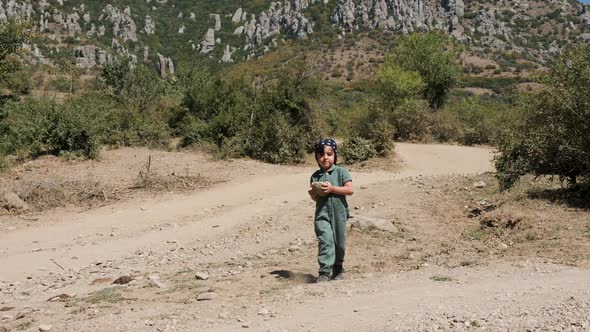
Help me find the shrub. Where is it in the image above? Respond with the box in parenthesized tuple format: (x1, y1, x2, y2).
(50, 76, 73, 93)
(390, 99, 432, 141)
(350, 106, 395, 156)
(177, 62, 321, 164)
(98, 62, 166, 112)
(0, 19, 30, 83)
(0, 98, 100, 159)
(4, 65, 33, 95)
(375, 58, 425, 107)
(341, 136, 376, 163)
(495, 44, 590, 190)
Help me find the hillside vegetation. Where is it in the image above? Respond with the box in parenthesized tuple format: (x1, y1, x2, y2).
(1, 0, 590, 190)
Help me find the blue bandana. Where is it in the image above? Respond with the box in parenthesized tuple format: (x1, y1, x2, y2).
(315, 139, 338, 156)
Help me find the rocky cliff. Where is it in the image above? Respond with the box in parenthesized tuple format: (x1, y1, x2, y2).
(1, 0, 588, 74)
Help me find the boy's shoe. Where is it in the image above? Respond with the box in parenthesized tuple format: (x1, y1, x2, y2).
(332, 265, 344, 280)
(316, 274, 330, 283)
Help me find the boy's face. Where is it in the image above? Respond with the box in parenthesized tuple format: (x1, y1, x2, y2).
(316, 146, 335, 171)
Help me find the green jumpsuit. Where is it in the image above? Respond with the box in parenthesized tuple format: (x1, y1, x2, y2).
(310, 164, 352, 275)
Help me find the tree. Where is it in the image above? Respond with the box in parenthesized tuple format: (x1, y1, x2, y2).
(98, 62, 165, 112)
(0, 19, 30, 85)
(392, 32, 462, 108)
(375, 55, 425, 107)
(495, 44, 590, 190)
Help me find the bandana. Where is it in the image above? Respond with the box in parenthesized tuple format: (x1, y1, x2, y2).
(315, 139, 338, 156)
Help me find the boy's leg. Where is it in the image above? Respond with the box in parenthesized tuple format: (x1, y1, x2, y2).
(314, 219, 335, 276)
(333, 217, 347, 277)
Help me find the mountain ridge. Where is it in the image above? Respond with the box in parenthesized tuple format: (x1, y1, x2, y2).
(1, 0, 589, 77)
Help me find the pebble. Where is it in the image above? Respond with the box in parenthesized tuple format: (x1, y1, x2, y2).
(1, 314, 14, 322)
(195, 272, 209, 280)
(257, 308, 270, 316)
(39, 324, 53, 331)
(473, 181, 487, 189)
(148, 275, 167, 289)
(197, 292, 218, 301)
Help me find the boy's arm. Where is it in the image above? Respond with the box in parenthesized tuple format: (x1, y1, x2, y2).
(320, 181, 354, 196)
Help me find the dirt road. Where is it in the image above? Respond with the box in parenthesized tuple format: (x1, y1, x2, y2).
(1, 143, 588, 331)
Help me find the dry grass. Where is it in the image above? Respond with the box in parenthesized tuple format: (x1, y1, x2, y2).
(1, 171, 215, 215)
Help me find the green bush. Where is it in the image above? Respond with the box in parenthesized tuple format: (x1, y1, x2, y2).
(50, 76, 74, 93)
(495, 44, 590, 190)
(341, 136, 376, 163)
(0, 98, 100, 159)
(390, 99, 432, 141)
(177, 63, 321, 164)
(350, 106, 395, 156)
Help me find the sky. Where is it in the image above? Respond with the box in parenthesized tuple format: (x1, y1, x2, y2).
(581, 0, 590, 4)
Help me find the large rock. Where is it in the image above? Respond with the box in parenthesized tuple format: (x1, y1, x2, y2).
(144, 15, 155, 35)
(211, 14, 221, 31)
(1, 192, 30, 212)
(232, 8, 243, 23)
(200, 28, 215, 53)
(220, 45, 235, 63)
(349, 216, 397, 233)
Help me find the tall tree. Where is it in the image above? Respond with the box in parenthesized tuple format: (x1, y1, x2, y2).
(392, 32, 462, 108)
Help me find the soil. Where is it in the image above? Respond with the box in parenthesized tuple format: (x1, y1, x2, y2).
(0, 143, 589, 332)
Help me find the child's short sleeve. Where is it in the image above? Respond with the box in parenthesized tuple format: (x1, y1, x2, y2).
(338, 167, 352, 185)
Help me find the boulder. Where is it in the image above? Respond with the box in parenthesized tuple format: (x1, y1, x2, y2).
(349, 216, 397, 232)
(1, 192, 29, 212)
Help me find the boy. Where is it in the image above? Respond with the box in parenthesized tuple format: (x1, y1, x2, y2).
(308, 139, 354, 282)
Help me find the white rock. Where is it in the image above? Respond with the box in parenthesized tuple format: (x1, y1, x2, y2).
(349, 216, 397, 232)
(148, 275, 167, 289)
(473, 181, 487, 188)
(197, 292, 218, 301)
(195, 272, 209, 280)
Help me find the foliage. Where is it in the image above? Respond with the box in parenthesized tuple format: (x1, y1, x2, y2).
(390, 99, 432, 141)
(3, 61, 33, 95)
(375, 57, 425, 107)
(391, 32, 462, 108)
(341, 136, 376, 163)
(98, 62, 166, 112)
(0, 18, 30, 84)
(0, 98, 101, 159)
(177, 61, 321, 163)
(350, 106, 395, 156)
(495, 44, 590, 190)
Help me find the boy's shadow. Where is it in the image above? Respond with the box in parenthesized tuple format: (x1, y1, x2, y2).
(270, 270, 316, 284)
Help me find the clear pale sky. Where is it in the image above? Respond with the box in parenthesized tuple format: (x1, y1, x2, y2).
(581, 0, 590, 4)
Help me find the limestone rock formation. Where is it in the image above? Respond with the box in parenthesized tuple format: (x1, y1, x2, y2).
(220, 45, 235, 63)
(200, 28, 216, 54)
(232, 8, 243, 24)
(157, 53, 175, 79)
(144, 15, 155, 35)
(102, 5, 138, 42)
(211, 14, 221, 31)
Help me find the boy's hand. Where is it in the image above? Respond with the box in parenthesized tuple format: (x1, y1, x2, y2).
(320, 181, 332, 195)
(308, 187, 318, 201)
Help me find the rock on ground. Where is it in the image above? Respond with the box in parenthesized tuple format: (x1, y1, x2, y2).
(349, 216, 397, 232)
